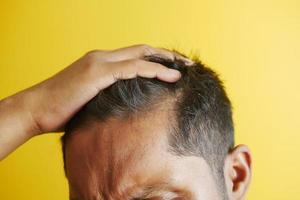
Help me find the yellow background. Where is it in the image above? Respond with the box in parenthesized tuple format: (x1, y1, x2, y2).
(1, 0, 299, 199)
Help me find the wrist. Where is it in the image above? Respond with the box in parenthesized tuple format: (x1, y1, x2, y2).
(2, 89, 43, 138)
(0, 91, 41, 160)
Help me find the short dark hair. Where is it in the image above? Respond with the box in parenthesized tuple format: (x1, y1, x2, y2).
(62, 51, 234, 198)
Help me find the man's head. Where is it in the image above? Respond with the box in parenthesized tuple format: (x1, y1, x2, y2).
(62, 53, 251, 200)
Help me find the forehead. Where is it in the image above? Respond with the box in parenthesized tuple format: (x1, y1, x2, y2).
(65, 109, 175, 196)
(64, 109, 218, 200)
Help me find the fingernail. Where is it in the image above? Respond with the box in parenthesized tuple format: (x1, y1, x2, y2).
(183, 59, 194, 66)
(168, 69, 181, 77)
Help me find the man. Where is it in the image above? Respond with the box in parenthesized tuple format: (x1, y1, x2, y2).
(0, 45, 251, 200)
(62, 53, 251, 200)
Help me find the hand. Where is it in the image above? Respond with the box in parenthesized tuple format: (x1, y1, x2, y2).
(0, 44, 190, 160)
(28, 44, 187, 134)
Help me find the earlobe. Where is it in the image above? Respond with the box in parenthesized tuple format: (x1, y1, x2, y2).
(224, 145, 252, 200)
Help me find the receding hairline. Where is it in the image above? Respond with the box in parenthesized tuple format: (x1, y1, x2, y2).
(62, 52, 234, 199)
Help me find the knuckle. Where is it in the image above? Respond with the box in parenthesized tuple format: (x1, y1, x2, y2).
(85, 49, 105, 59)
(84, 50, 100, 67)
(85, 49, 101, 56)
(111, 67, 124, 80)
(136, 44, 152, 52)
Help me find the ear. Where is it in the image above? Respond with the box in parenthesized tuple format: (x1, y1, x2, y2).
(224, 145, 252, 200)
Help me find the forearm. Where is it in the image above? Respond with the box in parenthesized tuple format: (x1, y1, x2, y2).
(0, 45, 184, 160)
(0, 90, 40, 160)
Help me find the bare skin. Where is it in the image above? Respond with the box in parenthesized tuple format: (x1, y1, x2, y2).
(65, 102, 252, 200)
(0, 44, 251, 200)
(0, 44, 192, 160)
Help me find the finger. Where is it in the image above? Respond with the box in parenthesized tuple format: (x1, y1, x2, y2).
(108, 59, 182, 83)
(104, 44, 176, 62)
(161, 48, 195, 66)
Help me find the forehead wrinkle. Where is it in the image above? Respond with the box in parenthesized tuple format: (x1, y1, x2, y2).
(91, 120, 129, 199)
(67, 100, 176, 200)
(93, 117, 155, 198)
(111, 120, 172, 198)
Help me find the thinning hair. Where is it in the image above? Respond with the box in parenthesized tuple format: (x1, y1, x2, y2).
(62, 51, 234, 198)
